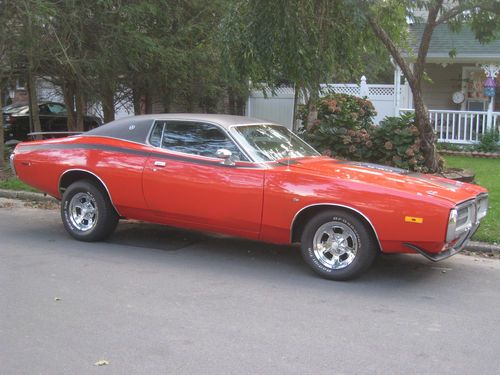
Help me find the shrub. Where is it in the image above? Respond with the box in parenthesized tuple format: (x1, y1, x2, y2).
(476, 129, 500, 153)
(300, 94, 428, 172)
(372, 113, 428, 172)
(301, 93, 377, 161)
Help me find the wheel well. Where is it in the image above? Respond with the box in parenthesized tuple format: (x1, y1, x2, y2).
(59, 170, 109, 197)
(291, 205, 381, 250)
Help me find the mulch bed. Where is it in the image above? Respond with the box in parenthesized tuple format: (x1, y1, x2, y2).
(439, 150, 500, 159)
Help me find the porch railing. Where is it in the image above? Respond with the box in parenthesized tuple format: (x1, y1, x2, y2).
(400, 108, 500, 144)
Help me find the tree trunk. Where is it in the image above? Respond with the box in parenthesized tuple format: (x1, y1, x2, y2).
(102, 85, 115, 124)
(75, 82, 85, 131)
(412, 90, 442, 172)
(27, 71, 41, 138)
(132, 84, 144, 115)
(0, 91, 4, 168)
(305, 83, 320, 127)
(145, 90, 153, 114)
(63, 81, 76, 131)
(236, 95, 245, 116)
(292, 83, 300, 132)
(227, 87, 235, 115)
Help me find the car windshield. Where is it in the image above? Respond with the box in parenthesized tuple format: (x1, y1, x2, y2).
(230, 124, 320, 163)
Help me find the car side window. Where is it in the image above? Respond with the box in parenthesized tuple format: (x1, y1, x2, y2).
(150, 121, 247, 161)
(149, 121, 163, 147)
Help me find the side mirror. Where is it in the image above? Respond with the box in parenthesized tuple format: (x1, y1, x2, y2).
(216, 148, 235, 165)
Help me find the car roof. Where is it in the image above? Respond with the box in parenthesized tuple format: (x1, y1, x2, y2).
(84, 113, 279, 144)
(109, 113, 274, 128)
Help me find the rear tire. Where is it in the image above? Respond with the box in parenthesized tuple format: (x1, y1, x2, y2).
(300, 210, 377, 280)
(61, 180, 118, 241)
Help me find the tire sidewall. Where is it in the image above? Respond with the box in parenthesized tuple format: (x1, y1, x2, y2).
(301, 211, 376, 280)
(61, 181, 117, 241)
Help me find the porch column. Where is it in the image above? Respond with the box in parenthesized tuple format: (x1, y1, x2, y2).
(482, 64, 499, 132)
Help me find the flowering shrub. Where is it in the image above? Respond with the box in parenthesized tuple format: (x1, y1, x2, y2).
(372, 113, 427, 172)
(301, 94, 427, 171)
(301, 93, 377, 161)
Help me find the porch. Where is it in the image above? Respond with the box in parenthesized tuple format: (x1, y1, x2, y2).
(400, 108, 500, 144)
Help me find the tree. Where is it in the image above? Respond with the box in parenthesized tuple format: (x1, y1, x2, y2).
(220, 0, 402, 125)
(362, 0, 499, 172)
(9, 0, 55, 137)
(0, 0, 11, 167)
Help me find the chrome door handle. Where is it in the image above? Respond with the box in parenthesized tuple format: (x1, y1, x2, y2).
(154, 161, 166, 167)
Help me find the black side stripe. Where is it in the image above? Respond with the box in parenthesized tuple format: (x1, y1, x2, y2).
(18, 143, 264, 169)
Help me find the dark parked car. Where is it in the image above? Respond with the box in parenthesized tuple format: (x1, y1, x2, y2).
(3, 102, 101, 144)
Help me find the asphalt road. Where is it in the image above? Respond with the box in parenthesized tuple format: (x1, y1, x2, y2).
(1, 201, 500, 375)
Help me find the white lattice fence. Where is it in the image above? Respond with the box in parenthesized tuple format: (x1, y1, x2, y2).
(246, 78, 398, 128)
(321, 84, 360, 96)
(368, 86, 394, 97)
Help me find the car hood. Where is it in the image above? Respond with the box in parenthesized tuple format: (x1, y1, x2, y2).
(288, 157, 486, 205)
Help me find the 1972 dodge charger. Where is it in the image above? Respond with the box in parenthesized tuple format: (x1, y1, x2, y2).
(11, 114, 489, 280)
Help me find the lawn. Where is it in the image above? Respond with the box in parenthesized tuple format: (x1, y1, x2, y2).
(443, 156, 499, 244)
(0, 174, 39, 192)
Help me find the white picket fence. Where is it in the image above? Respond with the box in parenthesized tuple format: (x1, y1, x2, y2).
(400, 108, 500, 144)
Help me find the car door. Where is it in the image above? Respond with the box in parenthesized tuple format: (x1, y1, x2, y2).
(142, 120, 265, 240)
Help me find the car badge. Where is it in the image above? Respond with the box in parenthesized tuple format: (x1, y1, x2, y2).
(129, 125, 136, 130)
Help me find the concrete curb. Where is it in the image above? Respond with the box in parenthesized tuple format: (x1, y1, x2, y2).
(0, 188, 58, 203)
(465, 241, 500, 253)
(1, 188, 499, 254)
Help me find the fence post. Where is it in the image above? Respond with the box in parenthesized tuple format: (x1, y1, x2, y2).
(360, 76, 369, 97)
(393, 65, 401, 116)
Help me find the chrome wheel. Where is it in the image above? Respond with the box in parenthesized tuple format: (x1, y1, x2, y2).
(68, 192, 98, 232)
(312, 221, 358, 270)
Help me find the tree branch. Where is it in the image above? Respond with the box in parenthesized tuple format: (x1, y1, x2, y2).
(365, 13, 416, 88)
(414, 0, 443, 82)
(437, 2, 497, 25)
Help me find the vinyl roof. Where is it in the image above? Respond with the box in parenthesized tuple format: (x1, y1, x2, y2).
(109, 113, 271, 129)
(85, 113, 275, 144)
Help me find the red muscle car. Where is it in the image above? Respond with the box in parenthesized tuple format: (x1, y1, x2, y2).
(10, 114, 489, 280)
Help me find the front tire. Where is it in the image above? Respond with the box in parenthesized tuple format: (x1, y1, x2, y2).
(300, 210, 377, 280)
(61, 180, 118, 241)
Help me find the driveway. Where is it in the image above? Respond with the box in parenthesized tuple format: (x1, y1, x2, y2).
(1, 201, 499, 374)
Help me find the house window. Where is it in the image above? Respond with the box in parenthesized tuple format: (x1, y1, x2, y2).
(461, 67, 489, 111)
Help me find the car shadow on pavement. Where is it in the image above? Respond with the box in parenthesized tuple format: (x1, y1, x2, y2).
(106, 221, 445, 286)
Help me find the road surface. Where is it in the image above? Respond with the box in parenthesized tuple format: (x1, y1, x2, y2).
(1, 201, 499, 374)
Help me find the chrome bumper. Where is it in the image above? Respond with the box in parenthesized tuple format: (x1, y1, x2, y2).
(403, 222, 479, 262)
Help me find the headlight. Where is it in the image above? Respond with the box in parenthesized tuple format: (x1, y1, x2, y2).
(446, 194, 488, 243)
(446, 208, 458, 242)
(477, 194, 489, 221)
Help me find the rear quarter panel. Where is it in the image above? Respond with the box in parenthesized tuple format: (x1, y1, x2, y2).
(13, 137, 150, 213)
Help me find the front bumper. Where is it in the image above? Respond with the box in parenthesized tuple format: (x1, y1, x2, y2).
(403, 222, 479, 262)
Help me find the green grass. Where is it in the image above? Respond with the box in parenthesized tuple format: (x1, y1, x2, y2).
(0, 177, 39, 192)
(443, 156, 499, 244)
